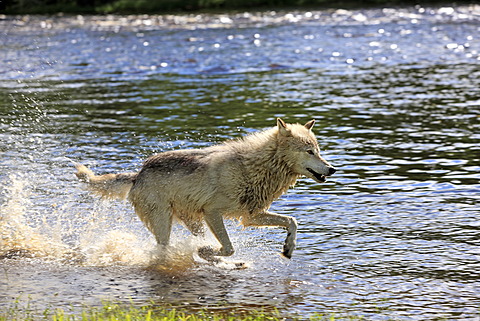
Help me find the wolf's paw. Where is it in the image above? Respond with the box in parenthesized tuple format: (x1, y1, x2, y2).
(197, 247, 248, 269)
(282, 245, 294, 259)
(198, 246, 221, 263)
(281, 251, 292, 259)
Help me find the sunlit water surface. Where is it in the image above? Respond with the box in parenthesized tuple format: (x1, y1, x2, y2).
(1, 6, 480, 320)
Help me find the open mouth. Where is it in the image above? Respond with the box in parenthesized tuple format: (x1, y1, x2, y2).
(306, 168, 326, 183)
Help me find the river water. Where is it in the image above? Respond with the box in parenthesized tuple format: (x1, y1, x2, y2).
(1, 6, 479, 320)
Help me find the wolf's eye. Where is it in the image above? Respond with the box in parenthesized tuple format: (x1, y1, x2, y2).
(307, 150, 315, 155)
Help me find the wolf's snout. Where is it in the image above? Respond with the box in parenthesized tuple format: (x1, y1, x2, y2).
(328, 167, 336, 176)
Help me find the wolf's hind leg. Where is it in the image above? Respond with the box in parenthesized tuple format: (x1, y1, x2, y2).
(150, 210, 173, 246)
(133, 202, 173, 247)
(242, 211, 297, 259)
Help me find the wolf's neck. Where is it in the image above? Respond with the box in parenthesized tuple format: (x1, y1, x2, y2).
(232, 129, 299, 213)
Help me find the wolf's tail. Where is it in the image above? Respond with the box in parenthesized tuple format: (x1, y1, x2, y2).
(73, 162, 137, 200)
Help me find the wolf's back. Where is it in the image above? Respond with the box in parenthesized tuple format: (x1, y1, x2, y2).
(74, 162, 137, 200)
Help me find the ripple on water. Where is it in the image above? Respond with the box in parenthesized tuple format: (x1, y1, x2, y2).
(1, 6, 480, 320)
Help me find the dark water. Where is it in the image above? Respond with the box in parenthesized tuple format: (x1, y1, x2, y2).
(1, 6, 479, 320)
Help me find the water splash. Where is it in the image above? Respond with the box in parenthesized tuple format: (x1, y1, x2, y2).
(80, 230, 151, 266)
(0, 174, 212, 270)
(0, 174, 70, 259)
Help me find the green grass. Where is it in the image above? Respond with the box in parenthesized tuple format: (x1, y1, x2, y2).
(0, 300, 363, 321)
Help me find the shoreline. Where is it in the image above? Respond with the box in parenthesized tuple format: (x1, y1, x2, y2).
(1, 0, 476, 15)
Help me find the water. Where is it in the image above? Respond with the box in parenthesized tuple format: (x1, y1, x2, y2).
(1, 6, 480, 320)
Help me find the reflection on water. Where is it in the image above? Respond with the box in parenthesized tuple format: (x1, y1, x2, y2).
(1, 6, 480, 320)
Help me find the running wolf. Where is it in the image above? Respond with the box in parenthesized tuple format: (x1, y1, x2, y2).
(74, 118, 336, 261)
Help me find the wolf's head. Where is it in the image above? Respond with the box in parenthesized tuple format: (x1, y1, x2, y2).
(276, 118, 336, 183)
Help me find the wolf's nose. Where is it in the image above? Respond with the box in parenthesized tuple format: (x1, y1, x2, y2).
(328, 167, 337, 176)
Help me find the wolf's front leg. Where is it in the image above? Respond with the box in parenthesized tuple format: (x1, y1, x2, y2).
(281, 215, 298, 259)
(199, 211, 234, 262)
(242, 211, 298, 258)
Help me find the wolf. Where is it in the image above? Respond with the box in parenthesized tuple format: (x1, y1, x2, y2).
(74, 118, 336, 261)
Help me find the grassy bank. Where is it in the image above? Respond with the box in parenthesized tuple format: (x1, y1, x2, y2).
(0, 301, 364, 321)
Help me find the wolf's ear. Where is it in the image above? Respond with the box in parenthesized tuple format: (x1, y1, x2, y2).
(304, 119, 315, 130)
(277, 118, 291, 136)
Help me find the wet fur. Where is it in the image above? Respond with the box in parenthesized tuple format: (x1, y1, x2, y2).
(74, 118, 335, 260)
